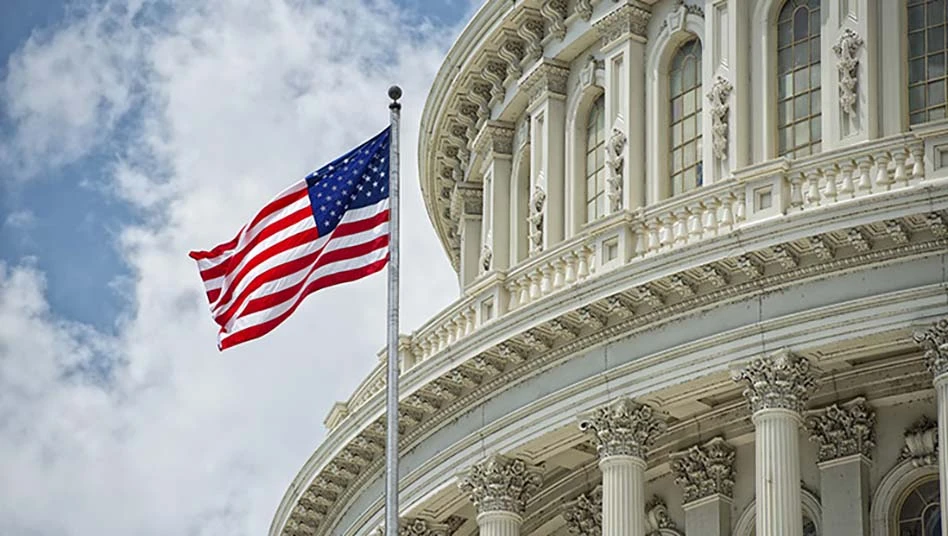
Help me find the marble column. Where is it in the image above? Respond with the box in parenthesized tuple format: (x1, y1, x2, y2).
(805, 397, 875, 536)
(670, 437, 736, 536)
(732, 349, 817, 536)
(473, 121, 515, 274)
(579, 398, 667, 536)
(458, 454, 542, 536)
(914, 319, 948, 536)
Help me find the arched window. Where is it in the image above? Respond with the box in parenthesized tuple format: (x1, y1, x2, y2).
(908, 0, 948, 124)
(585, 95, 606, 222)
(669, 39, 703, 196)
(897, 478, 941, 536)
(776, 0, 821, 158)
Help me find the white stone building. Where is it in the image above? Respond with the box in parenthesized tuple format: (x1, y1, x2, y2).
(271, 1, 948, 535)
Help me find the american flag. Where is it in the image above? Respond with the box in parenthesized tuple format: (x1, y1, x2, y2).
(189, 127, 391, 350)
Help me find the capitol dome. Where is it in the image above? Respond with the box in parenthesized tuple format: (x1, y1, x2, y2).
(272, 1, 948, 535)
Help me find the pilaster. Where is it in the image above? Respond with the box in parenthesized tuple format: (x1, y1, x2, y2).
(579, 398, 667, 536)
(458, 454, 543, 536)
(732, 349, 817, 536)
(705, 0, 750, 178)
(806, 398, 876, 536)
(451, 181, 483, 287)
(823, 0, 879, 149)
(595, 1, 651, 210)
(913, 318, 948, 535)
(522, 60, 569, 252)
(474, 121, 515, 273)
(670, 437, 735, 536)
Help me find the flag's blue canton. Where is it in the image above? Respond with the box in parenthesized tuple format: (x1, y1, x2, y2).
(305, 127, 390, 236)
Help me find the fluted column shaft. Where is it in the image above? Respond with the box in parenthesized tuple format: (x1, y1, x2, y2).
(600, 455, 646, 536)
(476, 511, 522, 536)
(936, 374, 948, 536)
(753, 409, 803, 536)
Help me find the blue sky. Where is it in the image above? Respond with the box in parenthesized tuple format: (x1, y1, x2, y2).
(0, 0, 473, 534)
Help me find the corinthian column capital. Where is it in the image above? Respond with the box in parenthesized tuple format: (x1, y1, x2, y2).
(805, 397, 876, 462)
(670, 436, 736, 503)
(579, 398, 668, 460)
(458, 454, 542, 515)
(561, 486, 602, 536)
(731, 349, 818, 414)
(914, 318, 948, 379)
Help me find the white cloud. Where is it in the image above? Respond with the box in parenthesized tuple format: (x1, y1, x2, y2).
(4, 209, 35, 229)
(0, 1, 467, 534)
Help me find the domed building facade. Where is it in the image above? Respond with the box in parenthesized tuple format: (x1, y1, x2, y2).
(272, 1, 948, 535)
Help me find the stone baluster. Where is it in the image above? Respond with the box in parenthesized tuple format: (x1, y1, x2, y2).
(804, 169, 822, 208)
(459, 455, 543, 536)
(838, 159, 855, 197)
(874, 151, 892, 190)
(788, 173, 804, 210)
(911, 144, 925, 181)
(732, 349, 818, 536)
(540, 264, 554, 295)
(552, 258, 566, 289)
(856, 156, 873, 193)
(735, 191, 746, 223)
(892, 148, 908, 185)
(913, 319, 948, 535)
(528, 271, 541, 301)
(647, 218, 661, 253)
(579, 398, 667, 536)
(673, 208, 688, 244)
(578, 246, 592, 279)
(687, 203, 703, 240)
(517, 275, 530, 307)
(703, 199, 720, 236)
(822, 165, 838, 202)
(659, 214, 674, 249)
(671, 437, 736, 536)
(564, 252, 578, 284)
(806, 397, 875, 536)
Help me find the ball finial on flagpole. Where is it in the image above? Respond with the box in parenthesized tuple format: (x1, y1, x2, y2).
(388, 85, 402, 109)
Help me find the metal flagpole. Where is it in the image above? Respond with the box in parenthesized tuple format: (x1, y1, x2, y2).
(384, 85, 402, 536)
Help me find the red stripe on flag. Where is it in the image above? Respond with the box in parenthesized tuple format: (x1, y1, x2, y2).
(218, 256, 389, 350)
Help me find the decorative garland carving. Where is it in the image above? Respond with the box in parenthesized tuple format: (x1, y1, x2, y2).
(458, 454, 543, 515)
(913, 318, 948, 378)
(528, 184, 546, 253)
(731, 349, 817, 414)
(670, 436, 736, 503)
(900, 416, 938, 467)
(805, 397, 876, 462)
(606, 129, 627, 213)
(578, 398, 667, 459)
(707, 76, 733, 160)
(562, 486, 602, 536)
(833, 28, 864, 117)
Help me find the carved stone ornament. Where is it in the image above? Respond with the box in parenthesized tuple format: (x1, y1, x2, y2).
(449, 181, 483, 220)
(480, 233, 493, 273)
(562, 486, 602, 536)
(605, 128, 627, 213)
(660, 0, 704, 35)
(913, 318, 948, 379)
(521, 60, 570, 105)
(805, 397, 876, 462)
(670, 436, 736, 503)
(458, 454, 543, 515)
(707, 76, 733, 160)
(645, 496, 681, 536)
(369, 518, 450, 536)
(473, 121, 515, 157)
(578, 398, 668, 460)
(595, 2, 652, 45)
(528, 183, 546, 253)
(900, 416, 938, 468)
(574, 0, 595, 22)
(540, 0, 568, 42)
(833, 28, 864, 116)
(517, 12, 545, 68)
(731, 349, 818, 414)
(579, 55, 605, 91)
(498, 34, 525, 84)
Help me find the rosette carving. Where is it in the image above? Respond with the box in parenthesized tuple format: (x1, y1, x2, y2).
(579, 398, 668, 459)
(913, 318, 948, 379)
(562, 486, 602, 536)
(458, 455, 543, 515)
(806, 397, 876, 462)
(731, 349, 817, 414)
(670, 436, 736, 503)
